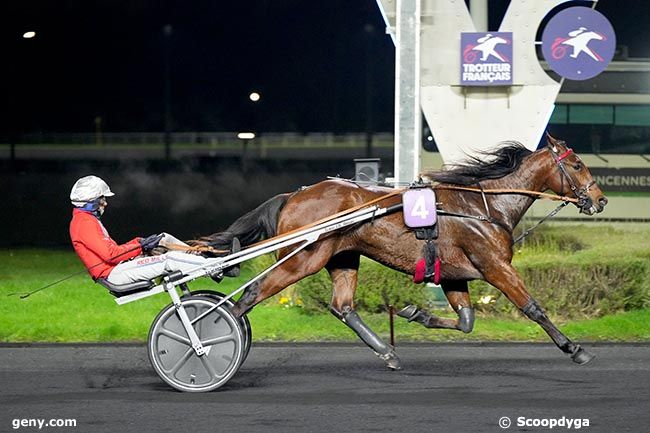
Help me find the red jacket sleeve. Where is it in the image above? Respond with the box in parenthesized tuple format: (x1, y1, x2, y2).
(77, 215, 142, 264)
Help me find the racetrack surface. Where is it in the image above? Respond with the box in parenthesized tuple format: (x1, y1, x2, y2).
(1, 343, 648, 433)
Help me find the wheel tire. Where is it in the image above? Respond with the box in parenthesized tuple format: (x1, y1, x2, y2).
(148, 296, 244, 392)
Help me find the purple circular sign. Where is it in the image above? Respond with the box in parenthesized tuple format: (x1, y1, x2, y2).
(542, 6, 616, 80)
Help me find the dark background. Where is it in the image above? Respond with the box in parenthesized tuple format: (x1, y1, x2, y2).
(2, 1, 396, 134)
(1, 0, 649, 134)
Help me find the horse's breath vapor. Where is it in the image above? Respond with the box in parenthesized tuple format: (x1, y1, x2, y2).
(107, 169, 300, 239)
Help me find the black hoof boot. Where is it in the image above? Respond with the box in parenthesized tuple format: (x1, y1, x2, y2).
(571, 346, 595, 365)
(379, 350, 402, 371)
(223, 237, 241, 278)
(397, 305, 420, 322)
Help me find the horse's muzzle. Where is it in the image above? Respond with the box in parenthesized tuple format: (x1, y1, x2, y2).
(579, 195, 607, 215)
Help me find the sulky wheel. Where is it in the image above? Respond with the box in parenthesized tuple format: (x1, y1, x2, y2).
(187, 290, 252, 364)
(148, 295, 245, 392)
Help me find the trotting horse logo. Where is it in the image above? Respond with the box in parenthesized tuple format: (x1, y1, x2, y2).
(552, 27, 605, 61)
(460, 32, 513, 86)
(542, 7, 616, 80)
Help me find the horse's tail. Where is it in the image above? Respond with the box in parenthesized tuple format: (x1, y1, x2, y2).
(202, 193, 291, 250)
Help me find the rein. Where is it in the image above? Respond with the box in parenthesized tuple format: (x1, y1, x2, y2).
(246, 180, 578, 250)
(163, 243, 229, 255)
(245, 188, 406, 250)
(433, 185, 579, 203)
(431, 175, 579, 242)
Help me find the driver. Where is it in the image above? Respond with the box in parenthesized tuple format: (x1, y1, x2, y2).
(68, 175, 239, 285)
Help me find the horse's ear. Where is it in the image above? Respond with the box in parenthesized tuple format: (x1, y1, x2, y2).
(545, 131, 557, 144)
(545, 132, 560, 151)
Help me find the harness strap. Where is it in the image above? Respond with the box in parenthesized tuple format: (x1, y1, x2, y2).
(512, 201, 569, 244)
(555, 148, 574, 162)
(548, 146, 595, 209)
(437, 210, 491, 222)
(437, 210, 511, 232)
(475, 182, 491, 219)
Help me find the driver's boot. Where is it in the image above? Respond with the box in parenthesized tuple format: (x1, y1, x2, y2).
(223, 237, 241, 278)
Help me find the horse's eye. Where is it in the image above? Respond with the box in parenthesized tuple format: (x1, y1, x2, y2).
(573, 163, 582, 171)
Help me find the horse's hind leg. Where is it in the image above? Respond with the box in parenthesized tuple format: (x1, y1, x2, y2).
(397, 281, 475, 333)
(484, 263, 594, 365)
(230, 242, 336, 317)
(327, 252, 402, 371)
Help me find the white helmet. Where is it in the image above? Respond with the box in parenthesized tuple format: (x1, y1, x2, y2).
(70, 175, 115, 206)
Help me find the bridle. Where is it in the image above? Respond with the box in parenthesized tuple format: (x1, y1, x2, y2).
(431, 144, 598, 243)
(547, 143, 595, 211)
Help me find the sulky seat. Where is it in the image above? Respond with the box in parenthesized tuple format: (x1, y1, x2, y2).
(96, 271, 186, 298)
(96, 278, 155, 297)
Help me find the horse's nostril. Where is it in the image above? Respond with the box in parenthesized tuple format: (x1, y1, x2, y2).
(598, 197, 608, 207)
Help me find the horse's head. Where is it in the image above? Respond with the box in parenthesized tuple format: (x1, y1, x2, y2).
(544, 134, 608, 215)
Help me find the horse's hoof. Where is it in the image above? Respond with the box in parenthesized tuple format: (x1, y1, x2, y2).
(380, 351, 402, 370)
(386, 357, 402, 371)
(397, 305, 419, 321)
(571, 347, 595, 365)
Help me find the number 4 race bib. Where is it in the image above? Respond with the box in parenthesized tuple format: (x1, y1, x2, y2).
(402, 188, 437, 228)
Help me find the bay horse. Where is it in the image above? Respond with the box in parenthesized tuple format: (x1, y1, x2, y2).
(197, 135, 607, 370)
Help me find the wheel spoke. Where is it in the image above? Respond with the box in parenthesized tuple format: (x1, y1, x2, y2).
(202, 332, 237, 347)
(199, 354, 218, 380)
(159, 328, 191, 345)
(162, 347, 194, 376)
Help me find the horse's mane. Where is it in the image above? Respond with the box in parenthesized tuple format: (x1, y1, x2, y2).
(423, 142, 533, 186)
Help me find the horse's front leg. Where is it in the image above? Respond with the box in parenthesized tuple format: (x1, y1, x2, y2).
(397, 280, 475, 333)
(327, 253, 401, 370)
(484, 263, 594, 364)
